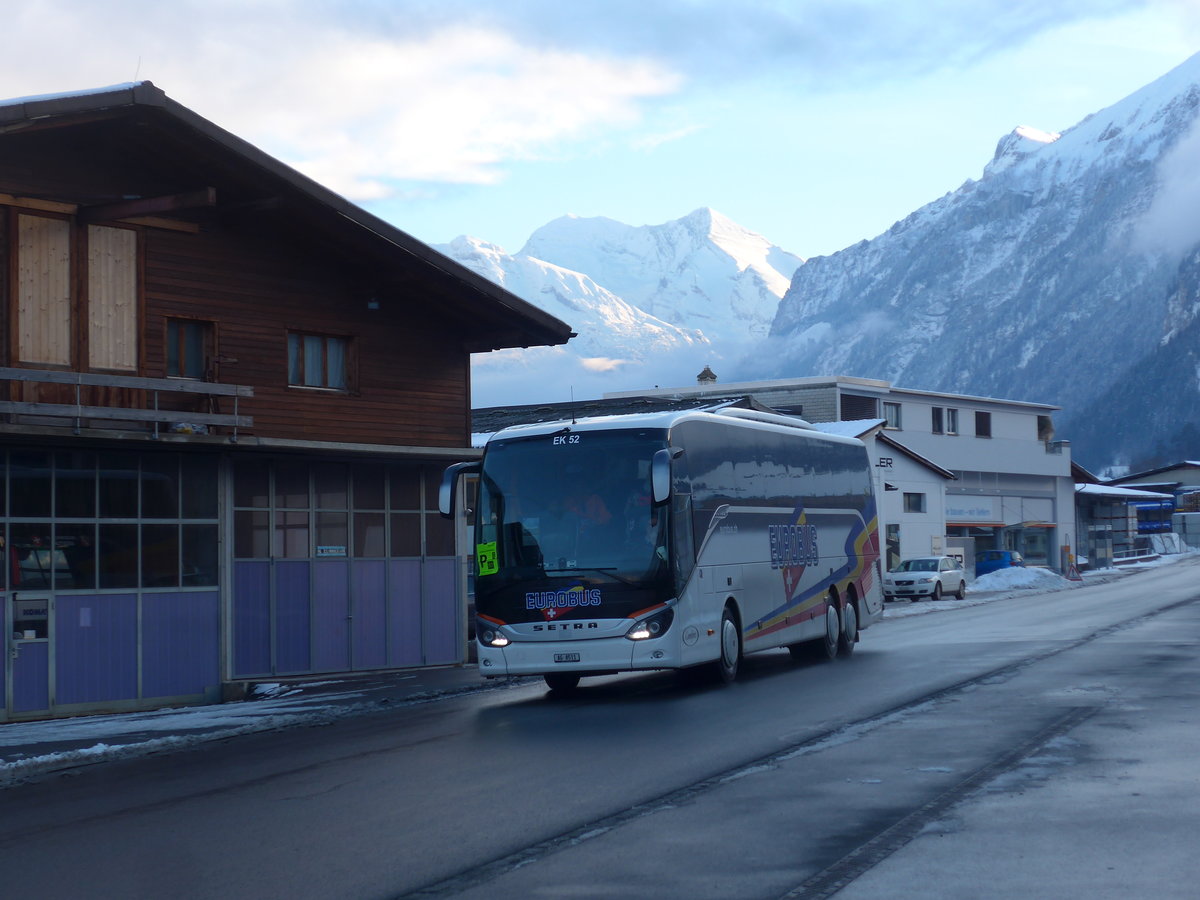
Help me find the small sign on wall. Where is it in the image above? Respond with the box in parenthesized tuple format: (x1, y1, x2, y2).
(316, 545, 347, 557)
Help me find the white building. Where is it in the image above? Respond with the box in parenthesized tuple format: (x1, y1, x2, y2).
(607, 375, 1077, 571)
(808, 420, 955, 570)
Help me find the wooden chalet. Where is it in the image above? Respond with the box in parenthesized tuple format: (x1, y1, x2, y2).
(0, 82, 572, 720)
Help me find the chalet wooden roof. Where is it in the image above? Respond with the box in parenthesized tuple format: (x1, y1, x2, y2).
(0, 82, 575, 353)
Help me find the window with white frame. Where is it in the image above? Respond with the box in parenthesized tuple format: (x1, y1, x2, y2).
(883, 401, 902, 429)
(903, 492, 926, 513)
(945, 407, 959, 434)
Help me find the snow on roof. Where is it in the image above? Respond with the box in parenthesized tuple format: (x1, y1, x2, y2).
(0, 82, 144, 109)
(1075, 483, 1172, 500)
(810, 419, 884, 439)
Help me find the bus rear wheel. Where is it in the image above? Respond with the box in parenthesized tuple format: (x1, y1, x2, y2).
(838, 600, 858, 657)
(797, 597, 839, 662)
(544, 673, 580, 694)
(713, 606, 741, 683)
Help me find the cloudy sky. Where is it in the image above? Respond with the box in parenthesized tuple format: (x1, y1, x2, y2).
(4, 0, 1198, 261)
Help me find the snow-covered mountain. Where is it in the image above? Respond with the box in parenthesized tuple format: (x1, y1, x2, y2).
(437, 209, 801, 406)
(438, 234, 706, 362)
(756, 51, 1200, 470)
(521, 207, 802, 338)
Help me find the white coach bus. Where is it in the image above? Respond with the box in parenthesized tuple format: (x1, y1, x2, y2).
(441, 408, 883, 692)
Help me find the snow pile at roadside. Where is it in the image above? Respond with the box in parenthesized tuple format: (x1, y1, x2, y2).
(973, 566, 1072, 592)
(0, 690, 369, 786)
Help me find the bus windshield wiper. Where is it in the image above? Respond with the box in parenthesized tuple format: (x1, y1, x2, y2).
(543, 566, 636, 585)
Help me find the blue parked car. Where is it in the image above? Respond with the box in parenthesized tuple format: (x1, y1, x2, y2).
(975, 549, 1024, 578)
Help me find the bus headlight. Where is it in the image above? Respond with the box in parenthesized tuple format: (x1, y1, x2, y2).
(625, 608, 674, 641)
(477, 620, 510, 648)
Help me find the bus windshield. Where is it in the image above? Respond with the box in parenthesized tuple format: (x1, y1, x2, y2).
(476, 429, 670, 587)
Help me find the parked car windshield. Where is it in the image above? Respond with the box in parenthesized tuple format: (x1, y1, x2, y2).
(893, 558, 938, 572)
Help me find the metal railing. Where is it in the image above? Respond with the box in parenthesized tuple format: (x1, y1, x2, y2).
(0, 366, 253, 440)
(1112, 547, 1159, 563)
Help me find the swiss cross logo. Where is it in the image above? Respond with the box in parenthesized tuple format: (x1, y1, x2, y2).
(782, 564, 806, 599)
(543, 607, 561, 620)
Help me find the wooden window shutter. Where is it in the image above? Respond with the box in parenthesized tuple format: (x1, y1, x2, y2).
(87, 225, 138, 371)
(17, 214, 72, 366)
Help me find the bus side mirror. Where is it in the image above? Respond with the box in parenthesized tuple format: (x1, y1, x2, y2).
(439, 461, 480, 517)
(652, 448, 682, 505)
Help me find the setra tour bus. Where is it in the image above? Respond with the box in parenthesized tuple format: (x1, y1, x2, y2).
(440, 407, 883, 692)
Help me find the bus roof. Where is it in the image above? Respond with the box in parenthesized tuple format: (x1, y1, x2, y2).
(482, 407, 867, 448)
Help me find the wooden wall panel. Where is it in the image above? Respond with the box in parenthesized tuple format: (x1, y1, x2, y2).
(142, 227, 473, 448)
(17, 214, 71, 366)
(87, 225, 138, 371)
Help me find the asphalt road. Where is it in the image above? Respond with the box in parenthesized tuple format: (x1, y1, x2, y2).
(2, 558, 1198, 899)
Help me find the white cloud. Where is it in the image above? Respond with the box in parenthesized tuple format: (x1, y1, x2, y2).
(1133, 114, 1200, 261)
(579, 357, 632, 373)
(0, 2, 681, 200)
(631, 125, 706, 151)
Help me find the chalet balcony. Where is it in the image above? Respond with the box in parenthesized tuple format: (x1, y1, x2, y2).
(0, 366, 252, 441)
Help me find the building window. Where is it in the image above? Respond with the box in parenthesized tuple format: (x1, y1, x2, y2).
(167, 319, 213, 379)
(945, 408, 959, 435)
(1, 451, 219, 591)
(1037, 415, 1054, 441)
(885, 523, 901, 569)
(903, 492, 926, 513)
(976, 411, 992, 438)
(932, 407, 944, 434)
(840, 394, 878, 420)
(232, 460, 451, 561)
(288, 333, 348, 389)
(883, 401, 902, 429)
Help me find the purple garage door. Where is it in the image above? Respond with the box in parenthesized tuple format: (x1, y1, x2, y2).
(352, 560, 387, 670)
(275, 561, 312, 675)
(142, 592, 220, 699)
(422, 559, 460, 666)
(11, 641, 49, 714)
(232, 558, 461, 677)
(55, 594, 137, 706)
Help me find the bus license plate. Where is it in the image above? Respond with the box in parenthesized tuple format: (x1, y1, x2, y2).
(554, 653, 580, 663)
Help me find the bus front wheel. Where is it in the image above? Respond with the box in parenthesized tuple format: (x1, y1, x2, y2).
(714, 606, 741, 684)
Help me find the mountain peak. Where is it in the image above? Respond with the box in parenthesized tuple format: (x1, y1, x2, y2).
(519, 209, 802, 338)
(983, 125, 1060, 177)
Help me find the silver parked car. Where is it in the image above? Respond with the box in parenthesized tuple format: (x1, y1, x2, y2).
(882, 556, 966, 601)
